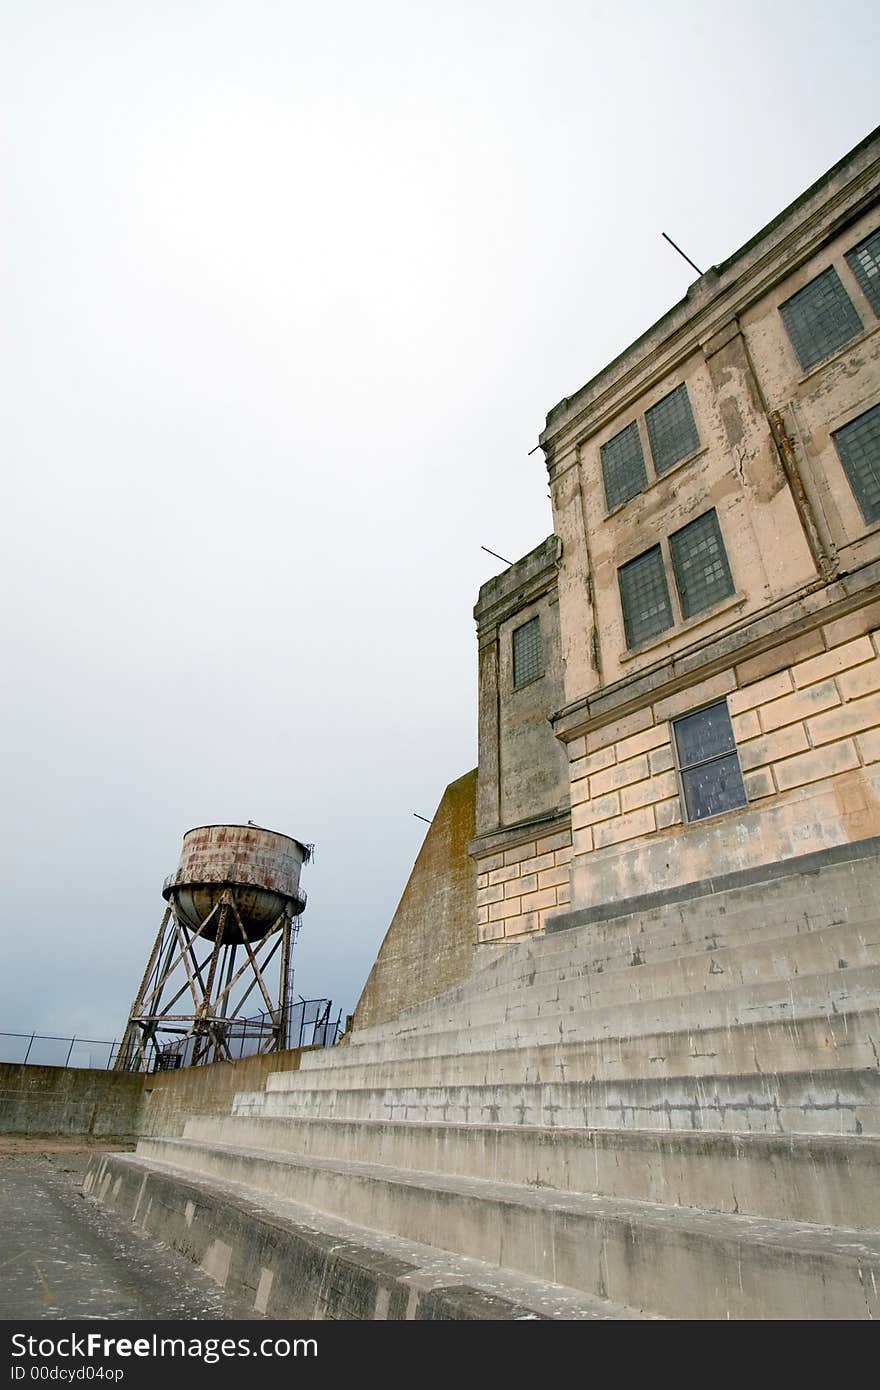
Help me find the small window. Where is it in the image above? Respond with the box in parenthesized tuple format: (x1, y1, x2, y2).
(846, 229, 880, 317)
(669, 510, 735, 619)
(673, 701, 747, 822)
(601, 421, 647, 511)
(512, 617, 542, 687)
(618, 546, 673, 648)
(646, 384, 701, 475)
(779, 267, 862, 371)
(833, 403, 880, 524)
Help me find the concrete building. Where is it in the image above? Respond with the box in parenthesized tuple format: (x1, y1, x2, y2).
(473, 124, 880, 949)
(87, 129, 880, 1321)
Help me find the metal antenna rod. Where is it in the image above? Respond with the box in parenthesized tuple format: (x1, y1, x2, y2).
(481, 545, 513, 567)
(413, 813, 432, 824)
(662, 231, 704, 277)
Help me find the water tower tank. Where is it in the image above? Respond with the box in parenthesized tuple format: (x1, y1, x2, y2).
(162, 823, 309, 942)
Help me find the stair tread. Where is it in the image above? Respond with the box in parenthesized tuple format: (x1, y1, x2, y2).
(386, 916, 880, 1026)
(196, 1112, 880, 1156)
(110, 1151, 656, 1320)
(143, 1136, 880, 1261)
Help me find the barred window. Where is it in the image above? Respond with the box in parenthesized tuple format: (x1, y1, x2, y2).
(846, 229, 880, 317)
(833, 403, 880, 524)
(779, 267, 862, 371)
(512, 617, 542, 687)
(601, 421, 647, 511)
(673, 701, 747, 822)
(646, 384, 701, 475)
(669, 510, 734, 619)
(618, 546, 673, 648)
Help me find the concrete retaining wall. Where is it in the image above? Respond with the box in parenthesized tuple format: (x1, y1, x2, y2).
(0, 1063, 143, 1138)
(0, 1048, 310, 1139)
(138, 1049, 306, 1138)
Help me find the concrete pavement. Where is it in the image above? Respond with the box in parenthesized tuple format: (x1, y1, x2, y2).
(0, 1142, 255, 1320)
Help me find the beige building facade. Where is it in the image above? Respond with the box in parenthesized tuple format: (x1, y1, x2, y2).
(472, 126, 880, 944)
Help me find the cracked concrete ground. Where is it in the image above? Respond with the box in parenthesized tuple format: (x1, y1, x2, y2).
(0, 1140, 257, 1320)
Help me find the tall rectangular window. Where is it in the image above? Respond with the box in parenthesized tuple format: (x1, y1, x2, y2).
(646, 384, 701, 475)
(779, 267, 862, 371)
(601, 421, 647, 511)
(673, 701, 747, 822)
(846, 229, 880, 317)
(833, 403, 880, 524)
(512, 617, 542, 687)
(618, 546, 673, 648)
(669, 510, 735, 619)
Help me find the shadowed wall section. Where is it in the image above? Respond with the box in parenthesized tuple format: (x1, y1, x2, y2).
(352, 769, 478, 1031)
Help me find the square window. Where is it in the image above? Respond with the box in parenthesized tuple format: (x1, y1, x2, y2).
(779, 267, 862, 371)
(846, 228, 880, 317)
(601, 421, 648, 511)
(646, 383, 701, 475)
(673, 701, 747, 822)
(618, 546, 673, 648)
(512, 617, 542, 687)
(833, 403, 880, 524)
(669, 510, 735, 619)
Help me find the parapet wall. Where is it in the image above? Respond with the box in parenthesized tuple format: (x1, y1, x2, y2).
(0, 1063, 143, 1138)
(0, 1048, 309, 1140)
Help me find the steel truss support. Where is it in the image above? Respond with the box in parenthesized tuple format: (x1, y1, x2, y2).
(115, 889, 296, 1072)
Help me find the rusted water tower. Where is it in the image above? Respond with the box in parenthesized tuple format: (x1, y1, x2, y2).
(117, 824, 311, 1071)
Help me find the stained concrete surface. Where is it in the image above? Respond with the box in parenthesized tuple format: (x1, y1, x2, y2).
(0, 1141, 256, 1320)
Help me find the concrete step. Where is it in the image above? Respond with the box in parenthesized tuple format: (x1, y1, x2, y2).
(389, 853, 880, 1027)
(130, 1138, 880, 1319)
(235, 1067, 880, 1137)
(295, 967, 880, 1066)
(351, 922, 880, 1044)
(178, 1114, 880, 1228)
(85, 1151, 650, 1320)
(265, 1007, 880, 1094)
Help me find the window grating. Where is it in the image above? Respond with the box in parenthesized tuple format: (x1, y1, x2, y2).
(512, 617, 542, 687)
(833, 403, 880, 524)
(779, 267, 862, 371)
(601, 421, 648, 511)
(673, 701, 747, 822)
(669, 510, 734, 619)
(846, 229, 880, 317)
(646, 384, 700, 475)
(618, 546, 673, 648)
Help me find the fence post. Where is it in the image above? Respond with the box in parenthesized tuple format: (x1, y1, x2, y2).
(107, 1040, 116, 1070)
(23, 1033, 36, 1064)
(65, 1036, 76, 1067)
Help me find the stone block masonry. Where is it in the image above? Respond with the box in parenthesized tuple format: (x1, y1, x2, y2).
(475, 827, 573, 942)
(563, 607, 880, 921)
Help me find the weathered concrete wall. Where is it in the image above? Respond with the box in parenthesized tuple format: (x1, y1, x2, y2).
(352, 769, 478, 1031)
(0, 1048, 310, 1140)
(138, 1048, 306, 1138)
(0, 1063, 143, 1137)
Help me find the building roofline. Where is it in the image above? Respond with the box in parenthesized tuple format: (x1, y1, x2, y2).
(540, 123, 880, 446)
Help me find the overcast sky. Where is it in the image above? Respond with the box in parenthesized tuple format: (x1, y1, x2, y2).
(1, 2, 877, 1051)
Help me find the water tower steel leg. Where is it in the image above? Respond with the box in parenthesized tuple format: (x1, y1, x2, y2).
(171, 916, 205, 1016)
(116, 905, 172, 1070)
(231, 905, 277, 1016)
(278, 910, 292, 1051)
(231, 933, 282, 1018)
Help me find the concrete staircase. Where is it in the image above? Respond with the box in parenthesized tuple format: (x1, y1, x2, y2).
(86, 850, 880, 1319)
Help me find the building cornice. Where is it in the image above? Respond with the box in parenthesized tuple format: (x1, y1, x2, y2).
(540, 131, 880, 469)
